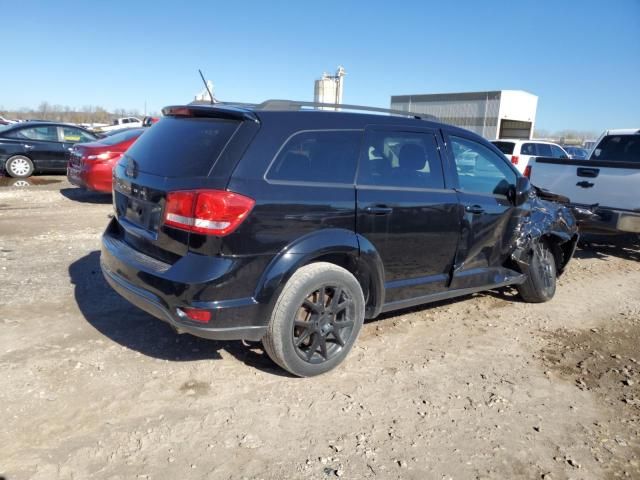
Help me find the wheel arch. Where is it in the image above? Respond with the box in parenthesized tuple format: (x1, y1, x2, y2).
(253, 229, 385, 319)
(540, 232, 579, 275)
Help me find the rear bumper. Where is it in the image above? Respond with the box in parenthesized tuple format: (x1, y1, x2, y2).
(574, 204, 640, 235)
(100, 224, 271, 341)
(67, 163, 113, 193)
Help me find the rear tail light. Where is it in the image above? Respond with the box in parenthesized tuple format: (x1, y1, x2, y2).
(511, 155, 519, 165)
(163, 190, 255, 236)
(84, 151, 122, 163)
(524, 166, 532, 178)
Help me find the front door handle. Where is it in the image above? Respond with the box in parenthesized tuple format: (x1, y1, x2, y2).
(465, 204, 485, 214)
(364, 206, 393, 215)
(576, 181, 595, 188)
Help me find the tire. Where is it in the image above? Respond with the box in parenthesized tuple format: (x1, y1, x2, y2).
(262, 262, 365, 377)
(517, 241, 557, 303)
(5, 155, 34, 178)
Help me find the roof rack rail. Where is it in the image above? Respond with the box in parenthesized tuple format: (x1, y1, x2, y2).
(255, 99, 437, 120)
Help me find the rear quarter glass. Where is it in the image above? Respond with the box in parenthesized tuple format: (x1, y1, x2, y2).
(493, 141, 515, 155)
(122, 117, 240, 177)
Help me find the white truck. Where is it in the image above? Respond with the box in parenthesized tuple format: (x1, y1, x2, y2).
(527, 128, 640, 235)
(97, 117, 142, 133)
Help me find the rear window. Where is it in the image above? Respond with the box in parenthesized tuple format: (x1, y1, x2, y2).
(123, 117, 239, 177)
(492, 141, 515, 155)
(99, 128, 144, 146)
(592, 135, 640, 162)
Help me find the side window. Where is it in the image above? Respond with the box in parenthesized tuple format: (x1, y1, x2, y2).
(536, 143, 552, 157)
(61, 126, 94, 143)
(267, 130, 361, 184)
(521, 143, 537, 155)
(550, 145, 568, 159)
(450, 136, 517, 196)
(357, 130, 444, 189)
(11, 126, 59, 142)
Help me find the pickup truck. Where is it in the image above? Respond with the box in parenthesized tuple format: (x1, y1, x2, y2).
(97, 117, 142, 133)
(527, 128, 640, 235)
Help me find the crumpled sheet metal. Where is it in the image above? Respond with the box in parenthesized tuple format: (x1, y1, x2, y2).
(510, 192, 579, 268)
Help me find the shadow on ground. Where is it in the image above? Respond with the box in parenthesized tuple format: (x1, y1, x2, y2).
(60, 187, 112, 204)
(68, 251, 291, 377)
(575, 234, 640, 262)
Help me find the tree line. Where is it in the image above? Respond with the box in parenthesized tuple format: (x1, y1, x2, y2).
(0, 102, 157, 124)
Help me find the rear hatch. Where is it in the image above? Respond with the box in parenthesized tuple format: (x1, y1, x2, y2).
(111, 106, 258, 263)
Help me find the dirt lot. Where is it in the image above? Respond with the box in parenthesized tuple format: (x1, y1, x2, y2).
(0, 177, 639, 480)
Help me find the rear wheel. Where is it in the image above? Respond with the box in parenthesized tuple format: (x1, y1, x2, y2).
(5, 155, 34, 178)
(262, 262, 365, 377)
(518, 241, 556, 303)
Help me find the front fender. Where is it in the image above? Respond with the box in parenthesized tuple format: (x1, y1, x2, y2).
(253, 228, 385, 318)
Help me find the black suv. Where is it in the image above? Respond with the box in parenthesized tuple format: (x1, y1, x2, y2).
(101, 100, 578, 377)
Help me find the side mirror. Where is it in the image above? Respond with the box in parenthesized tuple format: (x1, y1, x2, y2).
(513, 176, 532, 206)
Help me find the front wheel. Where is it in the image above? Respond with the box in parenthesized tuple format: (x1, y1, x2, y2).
(518, 241, 557, 303)
(5, 155, 34, 178)
(262, 262, 365, 377)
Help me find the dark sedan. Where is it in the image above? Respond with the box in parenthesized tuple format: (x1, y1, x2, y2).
(0, 122, 98, 178)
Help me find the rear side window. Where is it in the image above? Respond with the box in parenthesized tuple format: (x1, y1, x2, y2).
(520, 143, 536, 155)
(11, 126, 59, 142)
(536, 143, 552, 156)
(492, 141, 515, 155)
(123, 117, 239, 177)
(592, 135, 640, 162)
(357, 130, 445, 189)
(550, 144, 568, 159)
(267, 130, 361, 184)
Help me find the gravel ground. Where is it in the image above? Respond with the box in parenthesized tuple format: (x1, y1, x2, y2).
(0, 177, 639, 480)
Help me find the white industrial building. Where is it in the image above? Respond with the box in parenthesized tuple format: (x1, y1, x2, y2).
(390, 90, 538, 140)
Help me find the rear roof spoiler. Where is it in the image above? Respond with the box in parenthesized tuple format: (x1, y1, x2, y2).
(162, 105, 259, 123)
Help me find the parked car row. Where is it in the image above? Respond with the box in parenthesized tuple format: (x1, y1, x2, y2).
(0, 120, 149, 184)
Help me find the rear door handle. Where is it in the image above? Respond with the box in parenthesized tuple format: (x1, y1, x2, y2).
(364, 206, 393, 215)
(576, 181, 595, 188)
(465, 204, 485, 214)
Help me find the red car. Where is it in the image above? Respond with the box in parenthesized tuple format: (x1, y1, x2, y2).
(67, 128, 144, 193)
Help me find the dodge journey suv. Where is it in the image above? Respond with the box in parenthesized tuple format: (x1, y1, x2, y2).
(101, 100, 578, 377)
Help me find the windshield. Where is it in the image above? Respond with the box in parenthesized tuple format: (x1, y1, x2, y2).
(98, 128, 144, 146)
(492, 141, 515, 155)
(592, 135, 640, 162)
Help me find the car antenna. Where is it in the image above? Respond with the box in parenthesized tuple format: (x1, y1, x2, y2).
(198, 69, 215, 105)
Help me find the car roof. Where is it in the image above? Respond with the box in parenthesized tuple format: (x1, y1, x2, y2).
(166, 101, 488, 143)
(9, 121, 91, 129)
(602, 128, 640, 136)
(494, 139, 562, 146)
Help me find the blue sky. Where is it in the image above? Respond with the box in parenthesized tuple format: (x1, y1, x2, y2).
(1, 0, 638, 132)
